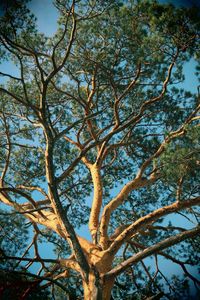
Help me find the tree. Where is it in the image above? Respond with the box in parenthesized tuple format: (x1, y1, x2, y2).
(0, 0, 200, 299)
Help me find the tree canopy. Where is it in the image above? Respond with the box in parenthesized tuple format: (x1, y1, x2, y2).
(0, 0, 200, 299)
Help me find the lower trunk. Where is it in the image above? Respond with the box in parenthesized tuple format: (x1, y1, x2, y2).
(83, 271, 114, 300)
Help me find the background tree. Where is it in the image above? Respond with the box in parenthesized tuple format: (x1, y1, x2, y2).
(0, 0, 200, 299)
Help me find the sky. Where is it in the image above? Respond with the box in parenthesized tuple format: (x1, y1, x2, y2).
(28, 0, 58, 36)
(161, 0, 200, 6)
(0, 0, 199, 297)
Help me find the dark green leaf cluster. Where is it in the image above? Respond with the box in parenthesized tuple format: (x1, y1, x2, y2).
(0, 209, 29, 268)
(158, 125, 200, 194)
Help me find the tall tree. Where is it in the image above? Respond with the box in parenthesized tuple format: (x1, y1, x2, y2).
(0, 0, 200, 299)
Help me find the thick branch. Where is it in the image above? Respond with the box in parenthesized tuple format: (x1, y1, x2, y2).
(105, 197, 200, 254)
(0, 189, 94, 263)
(1, 255, 80, 273)
(99, 176, 157, 249)
(88, 163, 103, 243)
(104, 225, 200, 279)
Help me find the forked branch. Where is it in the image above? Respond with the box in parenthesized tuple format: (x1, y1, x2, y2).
(104, 225, 200, 279)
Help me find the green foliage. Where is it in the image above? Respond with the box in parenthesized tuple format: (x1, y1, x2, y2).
(158, 126, 200, 188)
(0, 209, 29, 268)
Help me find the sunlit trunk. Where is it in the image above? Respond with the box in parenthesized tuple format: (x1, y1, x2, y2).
(83, 271, 114, 300)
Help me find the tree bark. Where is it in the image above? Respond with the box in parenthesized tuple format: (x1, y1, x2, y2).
(82, 271, 114, 300)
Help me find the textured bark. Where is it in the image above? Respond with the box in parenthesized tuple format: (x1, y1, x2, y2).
(89, 164, 103, 243)
(43, 134, 90, 278)
(82, 249, 114, 299)
(99, 176, 156, 249)
(105, 225, 200, 279)
(105, 196, 200, 255)
(83, 271, 114, 300)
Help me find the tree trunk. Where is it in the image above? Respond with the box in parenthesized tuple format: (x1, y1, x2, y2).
(83, 271, 114, 300)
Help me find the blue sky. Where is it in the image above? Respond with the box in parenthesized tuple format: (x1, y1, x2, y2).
(160, 0, 200, 7)
(28, 0, 58, 36)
